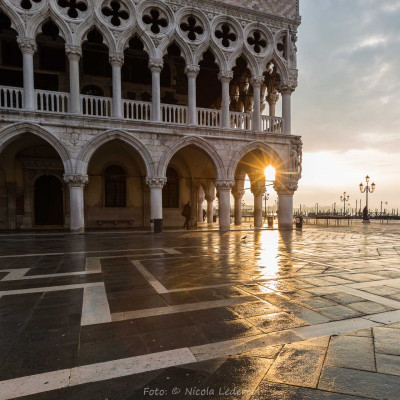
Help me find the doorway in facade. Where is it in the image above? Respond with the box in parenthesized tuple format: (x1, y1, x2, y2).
(34, 175, 64, 225)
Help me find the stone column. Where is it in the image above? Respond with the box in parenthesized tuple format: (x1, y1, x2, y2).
(274, 181, 298, 229)
(149, 59, 163, 122)
(110, 52, 124, 118)
(266, 92, 279, 117)
(6, 182, 17, 230)
(251, 184, 265, 228)
(17, 37, 36, 111)
(251, 76, 263, 131)
(280, 82, 296, 135)
(185, 64, 200, 126)
(197, 186, 205, 223)
(65, 45, 82, 114)
(215, 180, 234, 231)
(63, 174, 88, 233)
(146, 177, 167, 233)
(218, 71, 233, 129)
(233, 190, 245, 226)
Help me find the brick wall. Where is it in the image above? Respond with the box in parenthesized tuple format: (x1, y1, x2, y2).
(220, 0, 299, 20)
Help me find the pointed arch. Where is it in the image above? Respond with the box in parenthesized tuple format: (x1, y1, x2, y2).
(262, 52, 289, 80)
(228, 48, 260, 77)
(194, 43, 226, 71)
(119, 29, 156, 58)
(0, 122, 73, 173)
(228, 141, 285, 181)
(158, 34, 194, 65)
(77, 130, 155, 177)
(158, 136, 226, 180)
(0, 6, 24, 36)
(77, 23, 116, 52)
(27, 11, 72, 44)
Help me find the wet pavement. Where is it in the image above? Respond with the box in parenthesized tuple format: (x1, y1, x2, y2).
(1, 222, 400, 399)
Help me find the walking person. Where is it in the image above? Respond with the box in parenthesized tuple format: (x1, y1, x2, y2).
(182, 201, 191, 230)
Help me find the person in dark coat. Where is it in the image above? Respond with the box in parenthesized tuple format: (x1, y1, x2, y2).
(182, 201, 191, 230)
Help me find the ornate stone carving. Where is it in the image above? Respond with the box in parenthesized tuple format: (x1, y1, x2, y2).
(180, 16, 204, 41)
(215, 23, 237, 48)
(251, 184, 265, 197)
(274, 180, 298, 194)
(148, 58, 164, 72)
(232, 190, 245, 199)
(215, 180, 235, 190)
(250, 76, 264, 87)
(65, 45, 82, 61)
(145, 177, 167, 188)
(279, 80, 298, 94)
(185, 64, 200, 77)
(63, 174, 89, 187)
(142, 8, 168, 34)
(109, 52, 125, 67)
(102, 1, 129, 27)
(17, 37, 36, 54)
(58, 0, 88, 19)
(218, 70, 234, 81)
(247, 30, 267, 54)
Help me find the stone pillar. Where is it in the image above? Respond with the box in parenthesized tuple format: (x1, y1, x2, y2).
(197, 186, 205, 223)
(17, 37, 36, 111)
(266, 92, 279, 117)
(215, 180, 234, 231)
(63, 174, 88, 233)
(251, 76, 263, 131)
(6, 182, 17, 230)
(149, 59, 163, 122)
(251, 184, 265, 228)
(218, 71, 233, 129)
(233, 190, 245, 226)
(274, 181, 298, 229)
(65, 45, 82, 114)
(146, 177, 167, 233)
(186, 64, 200, 126)
(110, 52, 124, 118)
(280, 82, 296, 135)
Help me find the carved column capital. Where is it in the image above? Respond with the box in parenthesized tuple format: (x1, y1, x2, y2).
(266, 92, 279, 105)
(146, 177, 167, 189)
(250, 76, 264, 88)
(279, 80, 297, 94)
(65, 45, 82, 61)
(185, 64, 200, 78)
(148, 58, 164, 73)
(274, 180, 298, 195)
(251, 184, 266, 197)
(109, 52, 124, 67)
(218, 70, 234, 82)
(63, 174, 89, 188)
(232, 190, 245, 200)
(17, 37, 37, 54)
(215, 180, 235, 191)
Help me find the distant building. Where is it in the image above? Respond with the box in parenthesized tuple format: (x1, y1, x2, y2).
(0, 0, 302, 232)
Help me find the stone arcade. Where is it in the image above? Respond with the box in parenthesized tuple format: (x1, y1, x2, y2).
(0, 0, 302, 232)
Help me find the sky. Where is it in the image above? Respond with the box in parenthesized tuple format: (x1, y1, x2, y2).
(291, 0, 400, 211)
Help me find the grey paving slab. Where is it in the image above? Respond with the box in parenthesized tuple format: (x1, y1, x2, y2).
(373, 326, 400, 356)
(318, 305, 363, 320)
(376, 353, 400, 376)
(347, 301, 394, 314)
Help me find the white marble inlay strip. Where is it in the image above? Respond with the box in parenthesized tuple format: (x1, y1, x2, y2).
(1, 268, 30, 281)
(163, 248, 182, 255)
(347, 277, 400, 289)
(0, 282, 103, 297)
(131, 260, 169, 294)
(81, 285, 111, 326)
(111, 296, 256, 321)
(2, 270, 100, 282)
(365, 309, 400, 324)
(338, 286, 400, 309)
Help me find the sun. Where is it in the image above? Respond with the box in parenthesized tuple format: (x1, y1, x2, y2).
(264, 165, 275, 181)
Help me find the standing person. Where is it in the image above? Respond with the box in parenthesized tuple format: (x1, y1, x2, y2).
(182, 201, 191, 230)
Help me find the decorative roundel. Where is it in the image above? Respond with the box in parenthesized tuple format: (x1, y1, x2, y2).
(214, 22, 237, 49)
(101, 1, 130, 28)
(57, 0, 88, 19)
(179, 15, 204, 42)
(14, 0, 44, 12)
(247, 30, 267, 54)
(142, 8, 169, 35)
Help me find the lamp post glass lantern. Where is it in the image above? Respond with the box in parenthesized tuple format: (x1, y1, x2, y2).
(359, 175, 376, 223)
(340, 192, 349, 215)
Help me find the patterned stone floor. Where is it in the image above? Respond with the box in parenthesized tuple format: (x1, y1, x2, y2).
(1, 222, 400, 399)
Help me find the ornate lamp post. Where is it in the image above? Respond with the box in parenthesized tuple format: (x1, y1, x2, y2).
(340, 192, 349, 215)
(359, 175, 376, 223)
(263, 191, 269, 220)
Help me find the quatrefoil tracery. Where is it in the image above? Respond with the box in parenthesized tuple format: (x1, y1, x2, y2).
(20, 0, 41, 10)
(215, 24, 236, 48)
(142, 9, 168, 35)
(247, 31, 267, 54)
(180, 16, 204, 41)
(102, 1, 129, 27)
(58, 0, 87, 19)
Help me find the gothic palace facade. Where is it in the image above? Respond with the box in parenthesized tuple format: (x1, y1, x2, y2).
(0, 0, 302, 232)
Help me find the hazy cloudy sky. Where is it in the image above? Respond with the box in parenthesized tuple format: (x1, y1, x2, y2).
(291, 0, 400, 211)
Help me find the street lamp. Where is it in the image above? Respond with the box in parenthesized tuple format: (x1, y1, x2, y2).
(263, 191, 269, 220)
(340, 192, 349, 215)
(359, 175, 376, 223)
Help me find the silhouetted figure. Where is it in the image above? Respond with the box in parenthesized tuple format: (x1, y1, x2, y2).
(362, 205, 369, 221)
(182, 201, 191, 230)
